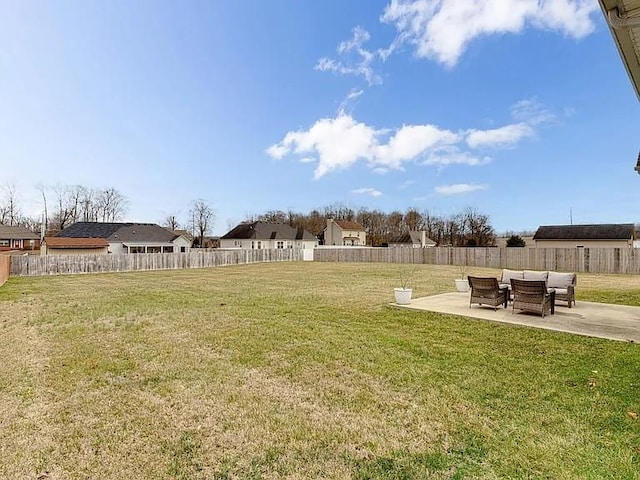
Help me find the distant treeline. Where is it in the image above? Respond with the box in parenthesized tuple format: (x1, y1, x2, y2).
(246, 204, 498, 247)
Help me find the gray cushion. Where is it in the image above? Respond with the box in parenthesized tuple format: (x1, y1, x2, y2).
(553, 288, 569, 295)
(501, 269, 524, 283)
(548, 271, 575, 288)
(524, 270, 548, 281)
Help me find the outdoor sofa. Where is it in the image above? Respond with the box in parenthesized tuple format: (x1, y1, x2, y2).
(499, 269, 577, 308)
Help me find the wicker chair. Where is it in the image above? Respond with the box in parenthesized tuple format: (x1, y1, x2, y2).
(510, 279, 553, 317)
(468, 276, 507, 311)
(548, 272, 576, 308)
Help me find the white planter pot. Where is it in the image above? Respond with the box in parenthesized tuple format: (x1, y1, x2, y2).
(394, 287, 412, 305)
(454, 279, 469, 292)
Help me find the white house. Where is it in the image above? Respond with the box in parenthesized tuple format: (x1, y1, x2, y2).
(54, 222, 192, 254)
(219, 222, 317, 249)
(323, 219, 367, 246)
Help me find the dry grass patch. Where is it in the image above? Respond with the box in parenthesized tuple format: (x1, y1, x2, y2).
(0, 262, 638, 478)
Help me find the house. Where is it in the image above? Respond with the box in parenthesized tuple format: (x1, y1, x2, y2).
(533, 224, 636, 248)
(598, 1, 640, 172)
(388, 231, 436, 248)
(219, 222, 317, 249)
(172, 230, 194, 246)
(0, 225, 40, 252)
(53, 222, 192, 254)
(41, 237, 110, 255)
(599, 0, 640, 101)
(324, 219, 366, 246)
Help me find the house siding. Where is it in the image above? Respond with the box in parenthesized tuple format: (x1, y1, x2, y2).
(534, 239, 633, 248)
(0, 239, 40, 252)
(324, 219, 366, 246)
(45, 247, 109, 256)
(219, 239, 316, 250)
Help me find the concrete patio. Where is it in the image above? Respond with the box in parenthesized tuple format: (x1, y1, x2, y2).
(394, 292, 640, 343)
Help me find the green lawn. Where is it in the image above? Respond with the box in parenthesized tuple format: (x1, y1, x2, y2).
(1, 262, 638, 479)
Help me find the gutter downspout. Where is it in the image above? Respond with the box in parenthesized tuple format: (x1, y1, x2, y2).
(607, 7, 640, 28)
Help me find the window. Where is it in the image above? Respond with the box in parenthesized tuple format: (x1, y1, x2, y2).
(276, 241, 284, 249)
(251, 241, 255, 249)
(180, 246, 186, 253)
(257, 241, 262, 249)
(0, 239, 8, 246)
(129, 246, 145, 254)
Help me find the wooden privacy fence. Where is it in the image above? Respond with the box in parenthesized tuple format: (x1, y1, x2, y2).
(0, 255, 9, 286)
(313, 247, 640, 274)
(10, 248, 304, 277)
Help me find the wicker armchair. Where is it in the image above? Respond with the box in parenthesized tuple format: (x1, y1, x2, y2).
(548, 272, 576, 308)
(468, 276, 507, 311)
(510, 279, 554, 317)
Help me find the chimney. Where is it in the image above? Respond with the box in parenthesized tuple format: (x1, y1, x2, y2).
(421, 230, 426, 248)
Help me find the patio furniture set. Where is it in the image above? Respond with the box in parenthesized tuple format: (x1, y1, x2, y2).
(467, 269, 577, 318)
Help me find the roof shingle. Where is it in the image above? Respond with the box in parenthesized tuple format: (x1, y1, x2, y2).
(44, 237, 109, 248)
(0, 225, 39, 240)
(57, 222, 179, 243)
(335, 220, 365, 231)
(533, 224, 636, 241)
(221, 222, 315, 241)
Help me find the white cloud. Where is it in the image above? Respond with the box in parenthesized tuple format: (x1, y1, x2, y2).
(267, 113, 459, 178)
(425, 146, 491, 166)
(266, 113, 378, 179)
(434, 183, 488, 195)
(352, 187, 383, 197)
(381, 0, 599, 67)
(375, 124, 459, 169)
(338, 88, 366, 112)
(466, 123, 534, 149)
(510, 98, 556, 126)
(267, 99, 553, 177)
(266, 143, 289, 160)
(346, 89, 364, 101)
(315, 27, 382, 85)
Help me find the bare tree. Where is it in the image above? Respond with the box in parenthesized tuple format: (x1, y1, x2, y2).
(189, 199, 214, 248)
(257, 210, 287, 223)
(461, 207, 496, 247)
(387, 210, 404, 238)
(36, 184, 48, 234)
(0, 184, 21, 225)
(95, 187, 128, 222)
(162, 214, 181, 231)
(52, 184, 76, 231)
(403, 208, 423, 231)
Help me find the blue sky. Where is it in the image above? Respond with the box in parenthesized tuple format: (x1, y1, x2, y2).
(1, 0, 638, 235)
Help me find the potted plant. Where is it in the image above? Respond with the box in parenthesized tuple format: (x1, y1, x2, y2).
(394, 268, 414, 305)
(454, 265, 469, 292)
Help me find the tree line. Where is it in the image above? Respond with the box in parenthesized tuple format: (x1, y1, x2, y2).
(0, 183, 129, 233)
(3, 183, 539, 247)
(1, 184, 215, 247)
(245, 204, 498, 247)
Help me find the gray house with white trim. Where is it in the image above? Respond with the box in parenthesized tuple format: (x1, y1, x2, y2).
(55, 222, 191, 254)
(220, 222, 317, 250)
